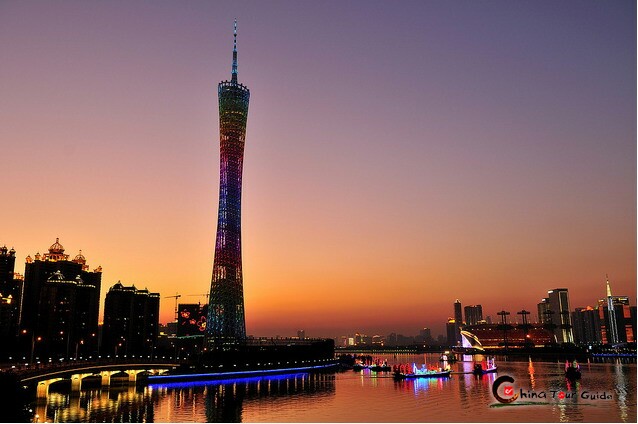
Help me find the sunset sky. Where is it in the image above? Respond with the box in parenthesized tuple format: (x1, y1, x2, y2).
(0, 1, 635, 338)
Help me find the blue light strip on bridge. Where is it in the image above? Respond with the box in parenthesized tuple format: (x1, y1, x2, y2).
(147, 363, 336, 383)
(149, 372, 310, 389)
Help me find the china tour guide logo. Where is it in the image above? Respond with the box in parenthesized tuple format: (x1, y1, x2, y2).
(492, 375, 519, 403)
(491, 375, 613, 407)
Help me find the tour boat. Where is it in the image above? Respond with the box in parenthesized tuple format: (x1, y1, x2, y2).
(368, 364, 392, 372)
(394, 363, 451, 379)
(472, 357, 497, 376)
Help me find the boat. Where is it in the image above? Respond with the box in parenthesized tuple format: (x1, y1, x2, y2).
(352, 363, 367, 371)
(353, 357, 390, 372)
(368, 364, 391, 372)
(565, 360, 581, 381)
(472, 357, 497, 376)
(393, 363, 451, 379)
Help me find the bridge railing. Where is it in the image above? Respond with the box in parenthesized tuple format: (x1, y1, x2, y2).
(2, 356, 179, 379)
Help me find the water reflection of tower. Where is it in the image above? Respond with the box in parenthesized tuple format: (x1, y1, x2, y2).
(207, 20, 250, 346)
(203, 374, 336, 422)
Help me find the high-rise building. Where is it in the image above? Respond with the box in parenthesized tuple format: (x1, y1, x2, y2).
(20, 239, 102, 356)
(37, 270, 100, 358)
(446, 318, 457, 346)
(597, 280, 634, 345)
(537, 298, 551, 324)
(464, 305, 483, 326)
(0, 246, 22, 350)
(207, 20, 250, 346)
(297, 330, 305, 340)
(571, 306, 601, 345)
(603, 277, 619, 344)
(547, 288, 573, 343)
(0, 245, 16, 285)
(102, 282, 160, 356)
(419, 327, 432, 344)
(453, 299, 463, 343)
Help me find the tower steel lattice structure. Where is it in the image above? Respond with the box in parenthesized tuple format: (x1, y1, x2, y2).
(207, 20, 250, 345)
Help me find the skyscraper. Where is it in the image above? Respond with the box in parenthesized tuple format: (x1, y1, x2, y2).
(102, 282, 160, 356)
(453, 299, 463, 343)
(604, 276, 619, 344)
(464, 304, 483, 326)
(207, 21, 250, 345)
(597, 278, 634, 344)
(547, 288, 573, 343)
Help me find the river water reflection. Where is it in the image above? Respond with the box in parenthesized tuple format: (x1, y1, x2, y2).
(38, 354, 636, 422)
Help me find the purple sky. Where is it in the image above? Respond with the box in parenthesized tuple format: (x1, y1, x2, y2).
(0, 1, 635, 337)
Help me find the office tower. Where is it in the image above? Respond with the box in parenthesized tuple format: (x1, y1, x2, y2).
(571, 306, 601, 344)
(297, 330, 306, 340)
(446, 318, 457, 346)
(419, 327, 432, 344)
(604, 277, 619, 344)
(464, 304, 483, 326)
(207, 20, 250, 346)
(21, 239, 102, 355)
(547, 288, 573, 343)
(597, 279, 634, 344)
(102, 282, 160, 356)
(453, 299, 463, 343)
(537, 298, 551, 323)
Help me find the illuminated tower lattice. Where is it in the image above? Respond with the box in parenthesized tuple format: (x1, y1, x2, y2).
(207, 20, 250, 345)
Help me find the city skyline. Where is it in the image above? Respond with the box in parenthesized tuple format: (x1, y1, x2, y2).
(0, 1, 635, 337)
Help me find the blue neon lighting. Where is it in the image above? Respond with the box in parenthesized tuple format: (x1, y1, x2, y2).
(147, 363, 335, 383)
(150, 372, 310, 390)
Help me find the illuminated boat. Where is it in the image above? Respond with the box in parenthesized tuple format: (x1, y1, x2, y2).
(352, 363, 367, 371)
(472, 357, 497, 376)
(368, 364, 392, 372)
(394, 363, 451, 379)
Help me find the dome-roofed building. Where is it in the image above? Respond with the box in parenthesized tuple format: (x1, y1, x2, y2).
(44, 238, 69, 261)
(21, 238, 102, 358)
(72, 250, 89, 271)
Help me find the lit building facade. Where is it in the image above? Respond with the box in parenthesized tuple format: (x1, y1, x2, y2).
(207, 21, 250, 345)
(461, 324, 555, 350)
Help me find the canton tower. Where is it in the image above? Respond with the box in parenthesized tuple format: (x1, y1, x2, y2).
(207, 20, 250, 345)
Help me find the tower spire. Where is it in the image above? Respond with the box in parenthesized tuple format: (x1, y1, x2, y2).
(606, 274, 613, 297)
(231, 19, 238, 82)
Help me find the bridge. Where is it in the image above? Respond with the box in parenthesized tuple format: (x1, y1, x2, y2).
(3, 357, 179, 400)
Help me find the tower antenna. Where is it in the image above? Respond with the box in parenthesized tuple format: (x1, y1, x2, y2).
(232, 19, 238, 82)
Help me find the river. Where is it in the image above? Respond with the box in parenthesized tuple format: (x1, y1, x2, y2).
(34, 354, 636, 422)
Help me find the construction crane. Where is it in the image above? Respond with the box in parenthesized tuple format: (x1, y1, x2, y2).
(187, 293, 210, 307)
(164, 293, 181, 322)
